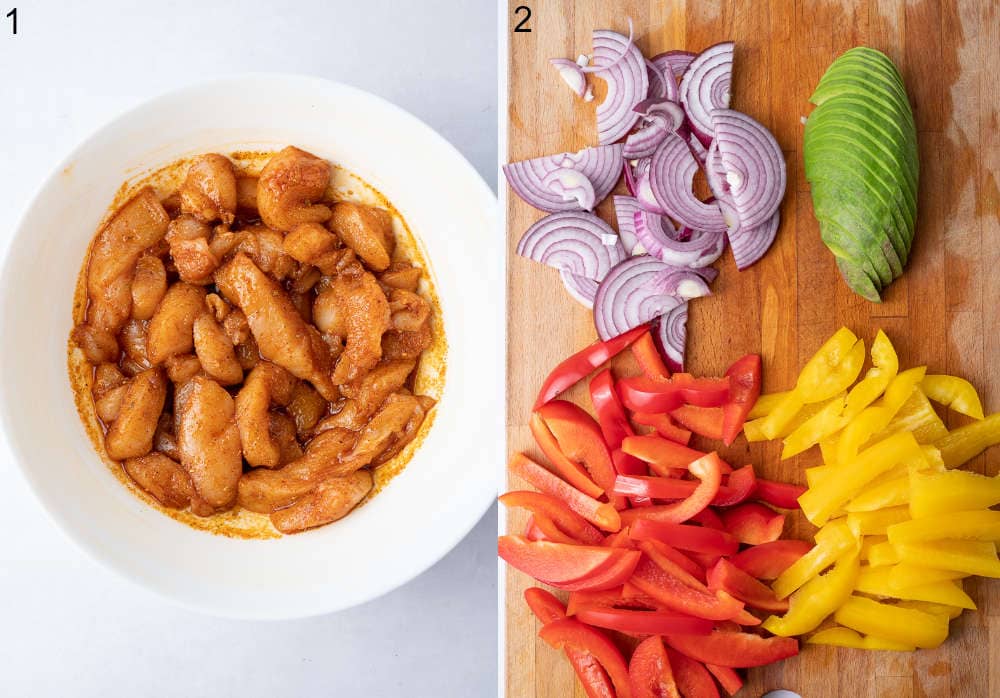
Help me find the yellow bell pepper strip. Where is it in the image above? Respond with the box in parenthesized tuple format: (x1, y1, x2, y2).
(909, 469, 1000, 518)
(922, 374, 986, 420)
(842, 329, 899, 419)
(806, 626, 915, 652)
(853, 565, 976, 609)
(859, 535, 889, 563)
(798, 431, 923, 526)
(896, 600, 964, 620)
(804, 464, 832, 490)
(746, 391, 790, 420)
(819, 436, 838, 465)
(867, 541, 901, 567)
(796, 328, 863, 402)
(772, 519, 856, 599)
(781, 392, 848, 459)
(888, 563, 968, 591)
(887, 510, 1000, 544)
(894, 540, 1000, 578)
(847, 505, 911, 537)
(934, 412, 1000, 468)
(844, 475, 909, 513)
(742, 418, 767, 442)
(921, 445, 946, 470)
(833, 595, 949, 649)
(762, 550, 859, 636)
(881, 389, 949, 445)
(838, 367, 928, 463)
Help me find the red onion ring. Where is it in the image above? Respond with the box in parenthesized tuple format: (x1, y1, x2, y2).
(729, 210, 781, 270)
(711, 108, 786, 231)
(633, 209, 726, 268)
(651, 50, 696, 83)
(589, 23, 649, 144)
(560, 269, 599, 308)
(679, 42, 734, 144)
(648, 132, 726, 232)
(688, 132, 708, 165)
(517, 211, 626, 281)
(612, 195, 643, 254)
(655, 303, 689, 372)
(593, 257, 710, 341)
(503, 144, 624, 212)
(623, 159, 638, 197)
(542, 168, 597, 210)
(704, 140, 740, 229)
(549, 58, 587, 97)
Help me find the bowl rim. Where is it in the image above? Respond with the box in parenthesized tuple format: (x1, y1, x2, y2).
(0, 72, 500, 619)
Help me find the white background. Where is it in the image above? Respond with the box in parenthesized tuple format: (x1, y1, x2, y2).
(0, 1, 498, 696)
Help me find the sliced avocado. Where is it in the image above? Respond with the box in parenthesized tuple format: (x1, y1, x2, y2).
(836, 256, 882, 303)
(810, 188, 897, 286)
(827, 49, 907, 96)
(811, 74, 915, 131)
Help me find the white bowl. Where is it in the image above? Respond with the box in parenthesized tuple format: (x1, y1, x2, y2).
(0, 74, 501, 619)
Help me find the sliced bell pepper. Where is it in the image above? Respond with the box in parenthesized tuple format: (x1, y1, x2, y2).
(630, 412, 693, 445)
(629, 558, 745, 622)
(866, 541, 901, 567)
(530, 514, 583, 545)
(554, 550, 643, 592)
(846, 505, 911, 537)
(772, 519, 857, 599)
(934, 412, 1000, 468)
(618, 453, 723, 525)
(538, 618, 633, 698)
(887, 509, 1000, 544)
(880, 388, 948, 445)
(762, 550, 859, 636)
(689, 507, 725, 531)
(705, 664, 743, 697)
(747, 391, 790, 420)
(719, 502, 785, 545)
(752, 392, 805, 440)
(629, 519, 740, 557)
(664, 628, 799, 668)
(853, 565, 976, 609)
(589, 369, 634, 451)
(509, 453, 621, 532)
(524, 589, 618, 698)
(567, 587, 655, 616)
(833, 594, 949, 649)
(628, 635, 680, 698)
(536, 400, 618, 497)
(844, 475, 909, 513)
(577, 606, 713, 637)
(894, 540, 1000, 577)
(798, 431, 923, 525)
(617, 374, 731, 414)
(621, 435, 708, 474)
(922, 374, 985, 420)
(709, 465, 757, 506)
(729, 540, 813, 580)
(613, 467, 755, 508)
(896, 600, 965, 619)
(500, 491, 604, 545)
(631, 331, 672, 382)
(781, 392, 848, 459)
(909, 468, 1000, 518)
(753, 479, 806, 509)
(707, 558, 789, 613)
(806, 626, 915, 652)
(887, 563, 968, 591)
(796, 330, 865, 403)
(498, 536, 626, 586)
(524, 516, 549, 542)
(666, 649, 719, 698)
(836, 405, 892, 465)
(841, 329, 898, 419)
(671, 405, 725, 441)
(637, 539, 707, 585)
(535, 325, 648, 409)
(530, 412, 604, 498)
(721, 353, 761, 446)
(741, 418, 769, 442)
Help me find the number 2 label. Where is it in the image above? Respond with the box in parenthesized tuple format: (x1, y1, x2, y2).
(513, 5, 531, 33)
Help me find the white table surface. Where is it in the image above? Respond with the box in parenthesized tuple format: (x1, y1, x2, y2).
(0, 2, 498, 695)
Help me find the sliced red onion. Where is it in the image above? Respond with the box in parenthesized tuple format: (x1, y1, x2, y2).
(633, 209, 726, 268)
(649, 132, 726, 232)
(589, 23, 649, 144)
(634, 98, 685, 123)
(549, 58, 587, 97)
(729, 210, 781, 270)
(624, 99, 687, 159)
(704, 140, 740, 229)
(560, 269, 599, 308)
(542, 168, 596, 210)
(711, 109, 786, 231)
(612, 195, 642, 254)
(693, 266, 719, 284)
(517, 211, 626, 281)
(623, 159, 638, 197)
(503, 144, 624, 212)
(646, 60, 669, 100)
(651, 50, 696, 82)
(593, 257, 710, 340)
(688, 132, 708, 165)
(679, 42, 734, 144)
(656, 303, 688, 372)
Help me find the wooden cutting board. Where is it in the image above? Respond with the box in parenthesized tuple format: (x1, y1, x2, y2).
(504, 0, 1000, 696)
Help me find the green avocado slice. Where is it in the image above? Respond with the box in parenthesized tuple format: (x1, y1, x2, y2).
(836, 256, 882, 303)
(809, 183, 899, 285)
(811, 74, 916, 131)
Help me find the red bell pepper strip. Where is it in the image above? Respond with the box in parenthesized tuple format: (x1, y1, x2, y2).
(613, 475, 700, 500)
(753, 479, 806, 509)
(629, 519, 740, 556)
(637, 540, 708, 588)
(689, 508, 725, 531)
(528, 514, 577, 545)
(577, 606, 713, 637)
(719, 502, 786, 545)
(705, 664, 744, 697)
(618, 374, 732, 413)
(670, 405, 725, 441)
(618, 453, 724, 525)
(631, 332, 672, 382)
(500, 491, 604, 545)
(536, 400, 619, 497)
(667, 648, 720, 698)
(631, 412, 693, 445)
(721, 354, 762, 445)
(709, 465, 757, 506)
(601, 529, 633, 548)
(509, 453, 622, 532)
(538, 618, 634, 698)
(530, 413, 604, 499)
(728, 539, 813, 581)
(498, 536, 621, 585)
(524, 589, 618, 698)
(630, 558, 746, 621)
(706, 558, 789, 613)
(567, 588, 661, 616)
(664, 628, 799, 668)
(622, 435, 708, 472)
(629, 636, 681, 698)
(554, 549, 642, 592)
(535, 325, 649, 409)
(589, 369, 634, 450)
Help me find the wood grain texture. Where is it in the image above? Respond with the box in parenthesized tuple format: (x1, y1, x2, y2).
(505, 0, 1000, 696)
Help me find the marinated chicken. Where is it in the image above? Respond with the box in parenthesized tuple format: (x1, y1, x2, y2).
(70, 147, 439, 535)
